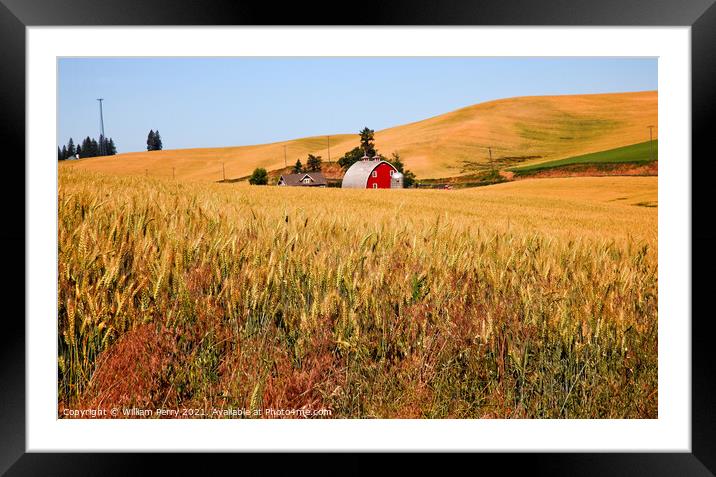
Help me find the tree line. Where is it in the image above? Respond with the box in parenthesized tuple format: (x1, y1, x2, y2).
(58, 129, 165, 161)
(250, 153, 322, 185)
(292, 154, 323, 174)
(58, 136, 117, 161)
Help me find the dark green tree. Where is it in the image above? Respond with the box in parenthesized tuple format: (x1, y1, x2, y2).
(81, 137, 95, 157)
(147, 130, 156, 151)
(292, 159, 304, 174)
(248, 167, 268, 185)
(66, 138, 75, 158)
(390, 151, 405, 172)
(61, 145, 67, 160)
(337, 147, 364, 170)
(90, 138, 99, 157)
(76, 144, 82, 158)
(306, 154, 322, 172)
(390, 152, 416, 188)
(58, 147, 63, 161)
(107, 138, 117, 155)
(154, 130, 163, 151)
(359, 127, 376, 157)
(402, 170, 417, 188)
(338, 127, 378, 170)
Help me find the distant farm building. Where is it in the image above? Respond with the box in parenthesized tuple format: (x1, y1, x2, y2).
(277, 172, 328, 187)
(342, 154, 404, 189)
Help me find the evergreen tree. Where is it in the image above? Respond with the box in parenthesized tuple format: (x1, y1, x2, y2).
(292, 159, 304, 174)
(66, 138, 75, 158)
(146, 130, 163, 151)
(359, 127, 376, 157)
(82, 137, 93, 157)
(306, 154, 322, 172)
(402, 169, 416, 188)
(56, 135, 115, 159)
(107, 138, 117, 155)
(248, 168, 268, 185)
(390, 152, 404, 172)
(338, 127, 378, 170)
(147, 130, 156, 151)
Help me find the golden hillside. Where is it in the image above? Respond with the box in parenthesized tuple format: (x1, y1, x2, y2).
(62, 91, 657, 181)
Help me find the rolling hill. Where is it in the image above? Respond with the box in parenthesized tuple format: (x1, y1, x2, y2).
(62, 90, 657, 181)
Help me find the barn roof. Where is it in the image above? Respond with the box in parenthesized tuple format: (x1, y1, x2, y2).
(278, 172, 327, 186)
(341, 160, 397, 188)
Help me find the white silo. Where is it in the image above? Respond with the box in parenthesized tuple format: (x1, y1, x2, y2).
(391, 171, 404, 189)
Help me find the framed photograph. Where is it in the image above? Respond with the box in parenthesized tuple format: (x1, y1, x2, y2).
(5, 0, 715, 473)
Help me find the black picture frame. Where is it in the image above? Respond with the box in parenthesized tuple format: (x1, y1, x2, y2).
(3, 0, 714, 474)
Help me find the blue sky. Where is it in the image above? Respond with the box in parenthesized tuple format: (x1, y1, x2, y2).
(58, 57, 657, 154)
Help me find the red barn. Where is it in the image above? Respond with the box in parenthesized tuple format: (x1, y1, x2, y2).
(341, 154, 404, 189)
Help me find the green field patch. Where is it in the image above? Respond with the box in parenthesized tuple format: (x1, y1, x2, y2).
(510, 140, 658, 175)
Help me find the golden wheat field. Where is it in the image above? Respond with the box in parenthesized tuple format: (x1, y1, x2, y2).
(66, 91, 657, 181)
(58, 169, 657, 418)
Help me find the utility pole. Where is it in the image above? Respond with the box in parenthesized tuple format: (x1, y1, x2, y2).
(488, 147, 495, 173)
(283, 145, 287, 168)
(327, 135, 331, 163)
(647, 125, 655, 161)
(97, 98, 105, 156)
(172, 167, 175, 180)
(222, 162, 226, 182)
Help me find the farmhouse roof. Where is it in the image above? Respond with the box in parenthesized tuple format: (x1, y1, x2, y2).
(279, 172, 327, 186)
(341, 160, 397, 188)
